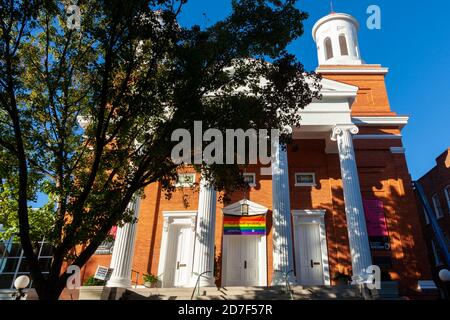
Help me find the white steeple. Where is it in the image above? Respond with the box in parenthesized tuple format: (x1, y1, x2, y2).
(312, 12, 363, 66)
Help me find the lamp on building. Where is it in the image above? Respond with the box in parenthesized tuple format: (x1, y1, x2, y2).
(241, 201, 249, 216)
(13, 275, 30, 300)
(439, 269, 450, 282)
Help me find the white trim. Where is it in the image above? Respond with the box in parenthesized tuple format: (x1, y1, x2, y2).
(294, 172, 316, 187)
(352, 134, 402, 140)
(432, 194, 444, 219)
(390, 147, 406, 154)
(174, 173, 196, 188)
(157, 211, 197, 288)
(292, 210, 331, 286)
(222, 199, 268, 216)
(317, 67, 389, 75)
(431, 241, 444, 266)
(222, 234, 268, 287)
(352, 116, 409, 128)
(243, 173, 256, 187)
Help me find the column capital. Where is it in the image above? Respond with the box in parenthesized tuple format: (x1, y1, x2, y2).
(330, 125, 359, 141)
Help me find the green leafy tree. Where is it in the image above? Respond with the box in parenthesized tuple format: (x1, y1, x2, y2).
(0, 0, 320, 300)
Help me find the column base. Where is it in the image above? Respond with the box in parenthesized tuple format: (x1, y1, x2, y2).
(106, 276, 132, 288)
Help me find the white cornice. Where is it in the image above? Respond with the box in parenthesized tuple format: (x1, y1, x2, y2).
(352, 116, 409, 128)
(316, 67, 389, 75)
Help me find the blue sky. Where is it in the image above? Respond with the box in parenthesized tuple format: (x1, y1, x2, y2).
(33, 0, 449, 207)
(177, 0, 450, 180)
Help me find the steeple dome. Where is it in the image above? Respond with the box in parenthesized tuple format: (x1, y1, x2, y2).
(312, 13, 363, 66)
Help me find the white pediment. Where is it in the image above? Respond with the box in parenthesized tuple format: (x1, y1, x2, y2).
(222, 199, 268, 216)
(319, 78, 359, 94)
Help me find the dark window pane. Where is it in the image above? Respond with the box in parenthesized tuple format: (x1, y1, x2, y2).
(325, 38, 333, 60)
(39, 244, 53, 257)
(339, 34, 349, 56)
(0, 258, 20, 273)
(38, 258, 52, 271)
(0, 274, 14, 289)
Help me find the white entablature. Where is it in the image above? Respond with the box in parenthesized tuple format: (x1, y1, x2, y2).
(295, 77, 358, 133)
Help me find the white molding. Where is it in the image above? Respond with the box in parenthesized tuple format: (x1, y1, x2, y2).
(291, 210, 330, 286)
(162, 211, 197, 218)
(352, 116, 409, 128)
(294, 172, 317, 187)
(222, 199, 268, 216)
(353, 134, 402, 140)
(317, 67, 389, 75)
(390, 147, 406, 154)
(158, 211, 197, 288)
(292, 209, 326, 218)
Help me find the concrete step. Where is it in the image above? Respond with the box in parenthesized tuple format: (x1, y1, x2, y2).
(123, 285, 364, 300)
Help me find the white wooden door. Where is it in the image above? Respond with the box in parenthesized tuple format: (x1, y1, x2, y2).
(169, 225, 192, 287)
(295, 223, 324, 285)
(225, 236, 259, 286)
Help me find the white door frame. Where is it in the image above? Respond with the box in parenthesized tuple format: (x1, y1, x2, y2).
(158, 211, 197, 287)
(222, 234, 267, 287)
(292, 210, 330, 286)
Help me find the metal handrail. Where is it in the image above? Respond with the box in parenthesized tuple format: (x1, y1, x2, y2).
(190, 271, 212, 300)
(283, 269, 295, 300)
(131, 269, 140, 288)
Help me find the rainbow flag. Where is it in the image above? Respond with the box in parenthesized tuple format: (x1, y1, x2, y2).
(223, 215, 266, 235)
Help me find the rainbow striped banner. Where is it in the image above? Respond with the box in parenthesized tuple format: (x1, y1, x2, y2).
(223, 215, 266, 235)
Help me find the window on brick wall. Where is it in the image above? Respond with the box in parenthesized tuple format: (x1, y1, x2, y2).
(175, 173, 196, 187)
(445, 186, 450, 213)
(295, 173, 316, 187)
(431, 240, 443, 266)
(432, 194, 444, 219)
(243, 173, 256, 187)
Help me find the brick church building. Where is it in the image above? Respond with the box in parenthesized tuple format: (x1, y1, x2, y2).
(80, 12, 435, 298)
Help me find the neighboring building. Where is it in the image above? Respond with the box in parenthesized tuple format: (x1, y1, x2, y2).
(79, 12, 435, 298)
(416, 148, 450, 297)
(0, 236, 52, 289)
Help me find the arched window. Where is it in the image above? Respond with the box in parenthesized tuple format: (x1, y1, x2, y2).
(324, 37, 333, 60)
(339, 34, 349, 56)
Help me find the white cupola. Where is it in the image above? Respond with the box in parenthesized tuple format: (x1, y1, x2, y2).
(312, 13, 363, 66)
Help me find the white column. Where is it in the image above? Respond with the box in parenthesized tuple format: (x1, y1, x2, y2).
(331, 125, 372, 281)
(271, 141, 295, 285)
(192, 178, 217, 287)
(107, 198, 141, 288)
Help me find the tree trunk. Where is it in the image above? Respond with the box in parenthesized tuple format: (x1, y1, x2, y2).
(35, 278, 67, 301)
